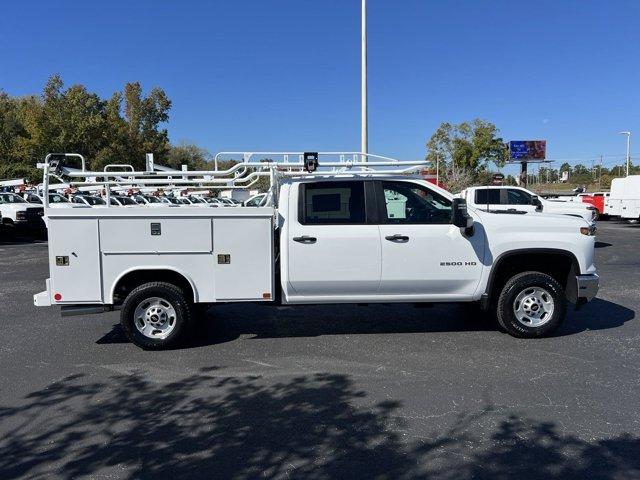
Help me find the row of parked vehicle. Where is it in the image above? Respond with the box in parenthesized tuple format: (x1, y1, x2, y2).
(0, 190, 271, 233)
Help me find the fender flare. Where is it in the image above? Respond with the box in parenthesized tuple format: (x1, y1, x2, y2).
(482, 248, 580, 308)
(109, 266, 199, 304)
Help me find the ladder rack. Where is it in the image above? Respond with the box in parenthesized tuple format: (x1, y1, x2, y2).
(37, 152, 430, 208)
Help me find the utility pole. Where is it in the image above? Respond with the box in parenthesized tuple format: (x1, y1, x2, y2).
(361, 0, 368, 161)
(599, 155, 603, 189)
(620, 131, 631, 176)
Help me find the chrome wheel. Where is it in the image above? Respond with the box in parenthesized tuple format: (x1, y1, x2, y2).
(133, 297, 177, 339)
(513, 287, 555, 327)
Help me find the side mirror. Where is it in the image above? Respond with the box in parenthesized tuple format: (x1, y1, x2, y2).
(452, 198, 474, 230)
(530, 195, 543, 211)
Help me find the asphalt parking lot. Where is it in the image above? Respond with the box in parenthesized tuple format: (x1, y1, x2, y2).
(0, 221, 639, 479)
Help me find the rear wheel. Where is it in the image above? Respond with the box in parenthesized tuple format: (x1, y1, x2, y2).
(120, 282, 193, 349)
(496, 272, 566, 338)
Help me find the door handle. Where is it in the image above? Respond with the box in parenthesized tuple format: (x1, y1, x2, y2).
(385, 234, 409, 242)
(293, 235, 317, 244)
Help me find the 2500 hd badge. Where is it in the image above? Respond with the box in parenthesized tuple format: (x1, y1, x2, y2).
(440, 261, 478, 266)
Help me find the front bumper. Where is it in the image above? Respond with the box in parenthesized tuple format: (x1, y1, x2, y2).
(576, 273, 599, 302)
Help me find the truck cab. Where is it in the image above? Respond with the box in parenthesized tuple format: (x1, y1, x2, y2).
(459, 186, 597, 223)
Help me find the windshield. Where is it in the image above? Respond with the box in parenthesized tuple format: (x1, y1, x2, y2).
(0, 193, 27, 204)
(84, 196, 106, 205)
(245, 195, 264, 207)
(115, 196, 136, 205)
(190, 197, 205, 204)
(49, 194, 69, 203)
(145, 196, 161, 204)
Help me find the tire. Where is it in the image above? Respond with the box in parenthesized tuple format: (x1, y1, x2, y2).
(120, 282, 193, 349)
(496, 271, 566, 338)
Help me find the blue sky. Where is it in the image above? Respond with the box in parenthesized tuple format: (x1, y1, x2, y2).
(1, 0, 638, 174)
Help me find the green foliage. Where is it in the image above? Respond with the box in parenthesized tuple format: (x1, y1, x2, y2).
(166, 142, 212, 171)
(0, 75, 173, 181)
(426, 119, 509, 191)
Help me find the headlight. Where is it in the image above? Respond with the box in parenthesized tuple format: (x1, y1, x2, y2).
(580, 225, 597, 236)
(16, 211, 26, 220)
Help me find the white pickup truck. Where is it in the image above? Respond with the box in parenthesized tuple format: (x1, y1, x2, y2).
(0, 192, 45, 230)
(34, 152, 599, 349)
(458, 186, 597, 223)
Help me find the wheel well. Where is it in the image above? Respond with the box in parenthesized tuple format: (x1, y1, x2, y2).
(487, 251, 577, 302)
(112, 270, 195, 305)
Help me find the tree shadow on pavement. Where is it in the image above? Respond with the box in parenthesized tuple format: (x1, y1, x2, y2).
(1, 371, 639, 479)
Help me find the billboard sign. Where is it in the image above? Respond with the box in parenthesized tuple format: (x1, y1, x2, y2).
(509, 140, 546, 160)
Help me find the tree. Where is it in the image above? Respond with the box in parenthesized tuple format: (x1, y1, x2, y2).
(166, 142, 212, 171)
(426, 119, 509, 190)
(0, 75, 175, 181)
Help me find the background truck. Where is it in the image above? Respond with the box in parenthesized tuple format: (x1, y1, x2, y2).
(606, 175, 640, 220)
(458, 186, 597, 223)
(34, 152, 599, 349)
(0, 192, 45, 230)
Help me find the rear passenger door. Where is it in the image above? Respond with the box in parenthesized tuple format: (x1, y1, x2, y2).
(286, 181, 381, 299)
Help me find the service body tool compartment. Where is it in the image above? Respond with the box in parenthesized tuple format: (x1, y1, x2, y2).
(48, 218, 102, 303)
(99, 216, 216, 303)
(213, 216, 273, 301)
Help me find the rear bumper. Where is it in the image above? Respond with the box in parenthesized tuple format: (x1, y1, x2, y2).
(576, 273, 599, 302)
(33, 279, 52, 307)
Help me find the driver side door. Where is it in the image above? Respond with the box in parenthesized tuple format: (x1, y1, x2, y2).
(376, 180, 485, 299)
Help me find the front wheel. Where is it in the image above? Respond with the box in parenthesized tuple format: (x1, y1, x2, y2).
(120, 282, 193, 349)
(496, 272, 566, 338)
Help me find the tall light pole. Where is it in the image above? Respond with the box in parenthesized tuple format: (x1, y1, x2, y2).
(361, 0, 368, 161)
(620, 131, 631, 176)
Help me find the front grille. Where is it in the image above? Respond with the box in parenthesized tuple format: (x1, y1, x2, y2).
(25, 208, 45, 223)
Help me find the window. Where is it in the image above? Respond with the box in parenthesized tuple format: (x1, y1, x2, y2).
(49, 194, 68, 204)
(301, 181, 365, 225)
(245, 194, 265, 207)
(506, 189, 531, 205)
(72, 197, 84, 204)
(381, 181, 451, 225)
(28, 195, 43, 204)
(475, 189, 501, 205)
(0, 193, 26, 204)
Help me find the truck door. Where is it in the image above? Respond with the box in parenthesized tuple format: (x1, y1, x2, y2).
(376, 180, 484, 298)
(474, 188, 536, 213)
(286, 181, 381, 298)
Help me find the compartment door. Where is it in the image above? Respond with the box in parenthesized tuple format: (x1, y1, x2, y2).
(213, 217, 273, 300)
(48, 218, 102, 303)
